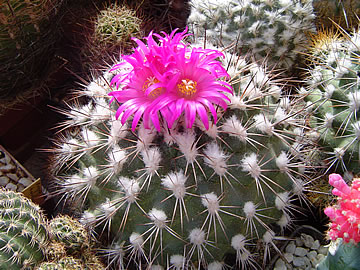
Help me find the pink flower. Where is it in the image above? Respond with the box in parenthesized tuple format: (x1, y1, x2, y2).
(108, 28, 233, 131)
(157, 46, 233, 130)
(324, 173, 360, 243)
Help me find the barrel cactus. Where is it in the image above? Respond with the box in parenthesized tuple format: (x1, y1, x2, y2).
(187, 0, 316, 72)
(304, 27, 360, 175)
(0, 188, 48, 269)
(49, 29, 313, 269)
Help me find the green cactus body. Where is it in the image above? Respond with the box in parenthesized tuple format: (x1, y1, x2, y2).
(187, 0, 316, 71)
(304, 28, 360, 174)
(50, 50, 312, 269)
(81, 3, 143, 71)
(94, 3, 142, 46)
(36, 256, 84, 270)
(0, 188, 48, 269)
(49, 215, 90, 255)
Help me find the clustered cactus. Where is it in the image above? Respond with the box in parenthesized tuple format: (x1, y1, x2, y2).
(304, 27, 360, 175)
(48, 28, 315, 269)
(0, 188, 104, 269)
(0, 188, 48, 269)
(187, 0, 316, 71)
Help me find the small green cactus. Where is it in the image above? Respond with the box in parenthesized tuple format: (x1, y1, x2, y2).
(94, 3, 142, 46)
(187, 0, 316, 72)
(49, 215, 90, 255)
(0, 188, 48, 269)
(80, 3, 143, 72)
(49, 41, 314, 268)
(36, 256, 84, 270)
(304, 27, 360, 175)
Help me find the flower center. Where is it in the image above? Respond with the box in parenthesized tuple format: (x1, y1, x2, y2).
(143, 76, 163, 98)
(177, 79, 197, 98)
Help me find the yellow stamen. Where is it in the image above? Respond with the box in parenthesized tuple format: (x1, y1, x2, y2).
(177, 79, 197, 98)
(143, 76, 163, 98)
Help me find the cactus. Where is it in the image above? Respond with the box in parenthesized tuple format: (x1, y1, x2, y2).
(0, 188, 48, 269)
(187, 0, 316, 72)
(49, 215, 90, 255)
(44, 215, 105, 270)
(80, 3, 143, 72)
(304, 27, 360, 174)
(0, 0, 62, 112)
(36, 256, 84, 270)
(49, 29, 313, 269)
(313, 0, 360, 30)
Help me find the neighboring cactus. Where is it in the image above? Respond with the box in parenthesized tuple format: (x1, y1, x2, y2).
(0, 0, 62, 112)
(80, 3, 143, 72)
(187, 0, 316, 72)
(313, 0, 360, 30)
(44, 215, 105, 270)
(49, 215, 90, 255)
(0, 188, 104, 269)
(0, 188, 48, 269)
(36, 256, 84, 270)
(49, 29, 313, 269)
(304, 27, 360, 174)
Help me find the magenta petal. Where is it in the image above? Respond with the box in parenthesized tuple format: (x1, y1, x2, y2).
(131, 107, 146, 131)
(150, 111, 161, 132)
(198, 97, 218, 123)
(185, 101, 197, 129)
(108, 27, 233, 131)
(196, 103, 209, 130)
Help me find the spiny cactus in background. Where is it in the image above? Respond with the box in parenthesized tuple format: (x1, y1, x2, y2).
(0, 0, 62, 113)
(49, 29, 314, 269)
(187, 0, 316, 73)
(313, 0, 360, 30)
(0, 188, 48, 269)
(80, 3, 143, 72)
(95, 4, 142, 45)
(304, 27, 360, 175)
